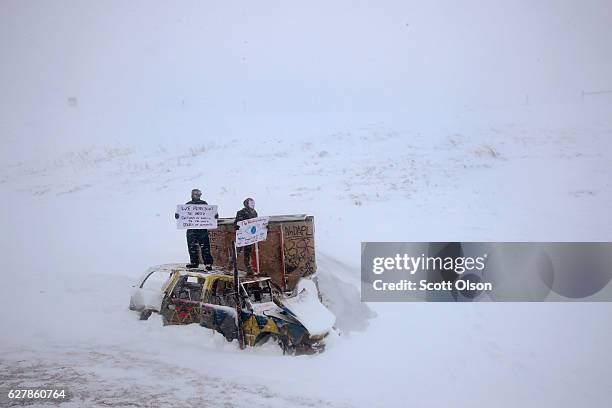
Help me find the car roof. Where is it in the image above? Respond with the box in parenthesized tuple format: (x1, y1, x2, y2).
(170, 269, 271, 284)
(242, 276, 272, 284)
(145, 264, 273, 283)
(170, 268, 259, 279)
(172, 269, 223, 278)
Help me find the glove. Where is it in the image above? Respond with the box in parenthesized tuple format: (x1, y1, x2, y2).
(175, 213, 179, 220)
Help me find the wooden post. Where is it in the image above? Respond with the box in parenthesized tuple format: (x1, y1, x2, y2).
(279, 224, 287, 292)
(255, 242, 260, 275)
(231, 241, 245, 350)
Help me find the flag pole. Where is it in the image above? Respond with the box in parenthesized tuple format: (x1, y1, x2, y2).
(231, 241, 245, 349)
(255, 242, 260, 275)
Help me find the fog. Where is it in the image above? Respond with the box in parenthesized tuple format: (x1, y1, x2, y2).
(1, 3, 612, 406)
(2, 0, 611, 154)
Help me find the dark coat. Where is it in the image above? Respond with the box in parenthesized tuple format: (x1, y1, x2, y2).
(234, 200, 258, 230)
(183, 199, 213, 265)
(186, 199, 209, 232)
(186, 199, 208, 205)
(175, 199, 209, 232)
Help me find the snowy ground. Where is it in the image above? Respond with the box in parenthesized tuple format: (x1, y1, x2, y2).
(1, 102, 611, 407)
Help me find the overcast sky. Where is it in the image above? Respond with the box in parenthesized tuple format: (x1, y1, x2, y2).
(1, 1, 611, 150)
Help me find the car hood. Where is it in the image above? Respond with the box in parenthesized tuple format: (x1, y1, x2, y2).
(251, 289, 335, 337)
(253, 302, 301, 325)
(281, 280, 336, 337)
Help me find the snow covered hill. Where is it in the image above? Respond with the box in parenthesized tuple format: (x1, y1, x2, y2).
(1, 103, 611, 407)
(2, 1, 612, 406)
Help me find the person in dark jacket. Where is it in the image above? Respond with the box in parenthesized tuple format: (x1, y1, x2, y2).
(175, 189, 214, 269)
(234, 197, 258, 274)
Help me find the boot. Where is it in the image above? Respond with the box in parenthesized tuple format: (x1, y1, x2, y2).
(186, 263, 198, 269)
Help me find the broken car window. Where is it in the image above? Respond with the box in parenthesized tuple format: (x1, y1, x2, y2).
(173, 275, 204, 302)
(208, 279, 236, 307)
(242, 281, 273, 303)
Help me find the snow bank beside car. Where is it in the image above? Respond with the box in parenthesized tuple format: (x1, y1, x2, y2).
(283, 278, 336, 337)
(315, 253, 376, 333)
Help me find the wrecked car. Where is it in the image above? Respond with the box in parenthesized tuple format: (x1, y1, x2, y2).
(130, 267, 334, 353)
(158, 269, 333, 353)
(130, 215, 335, 354)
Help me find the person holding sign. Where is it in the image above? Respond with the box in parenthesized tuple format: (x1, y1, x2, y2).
(174, 189, 216, 269)
(233, 198, 258, 275)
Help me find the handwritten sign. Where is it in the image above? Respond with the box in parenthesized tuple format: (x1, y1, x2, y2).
(236, 216, 269, 247)
(176, 204, 218, 229)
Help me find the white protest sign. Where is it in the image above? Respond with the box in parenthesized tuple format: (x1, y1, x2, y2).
(236, 216, 269, 247)
(176, 204, 218, 229)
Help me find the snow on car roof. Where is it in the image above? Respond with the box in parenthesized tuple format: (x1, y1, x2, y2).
(172, 269, 225, 278)
(241, 276, 272, 284)
(170, 267, 262, 280)
(145, 264, 272, 281)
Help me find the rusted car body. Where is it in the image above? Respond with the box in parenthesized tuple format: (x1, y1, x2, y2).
(158, 269, 327, 353)
(130, 215, 334, 353)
